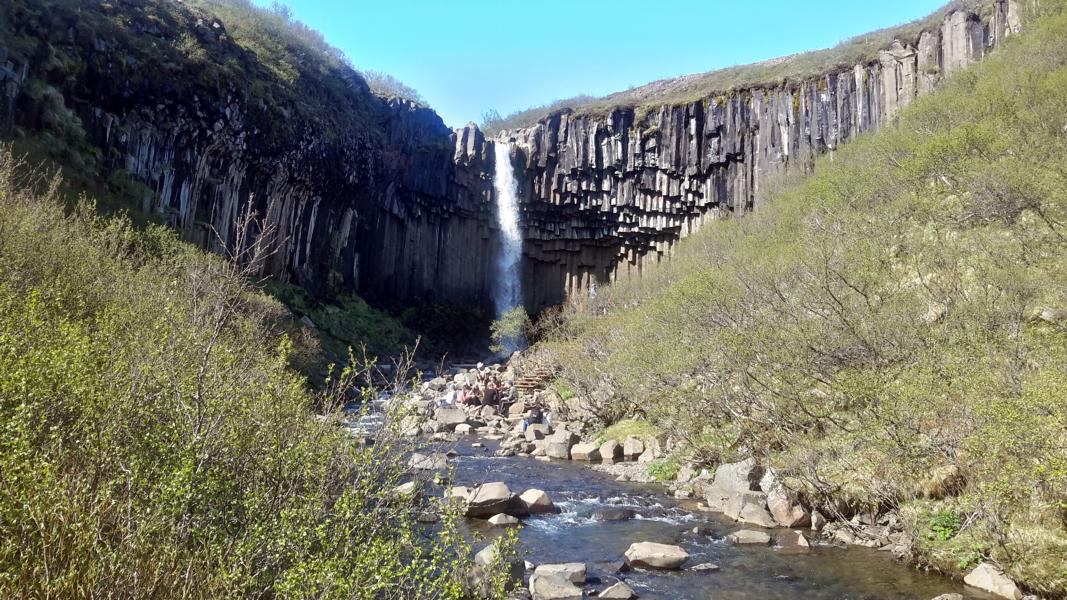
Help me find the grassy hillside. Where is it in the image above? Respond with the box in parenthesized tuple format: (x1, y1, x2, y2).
(539, 0, 1067, 593)
(0, 0, 427, 210)
(0, 152, 480, 598)
(483, 0, 988, 133)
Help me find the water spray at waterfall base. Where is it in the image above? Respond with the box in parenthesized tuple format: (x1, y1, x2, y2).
(491, 142, 526, 356)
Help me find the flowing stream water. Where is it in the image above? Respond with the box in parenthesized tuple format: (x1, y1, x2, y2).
(491, 143, 525, 353)
(342, 393, 994, 599)
(448, 438, 995, 600)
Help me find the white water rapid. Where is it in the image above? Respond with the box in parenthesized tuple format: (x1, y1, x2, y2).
(491, 142, 525, 354)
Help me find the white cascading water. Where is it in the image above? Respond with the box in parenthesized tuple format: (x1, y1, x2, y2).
(491, 142, 525, 353)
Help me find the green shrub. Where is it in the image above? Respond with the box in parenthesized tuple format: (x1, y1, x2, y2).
(929, 511, 964, 542)
(0, 148, 472, 598)
(541, 1, 1067, 593)
(648, 457, 681, 482)
(490, 306, 531, 355)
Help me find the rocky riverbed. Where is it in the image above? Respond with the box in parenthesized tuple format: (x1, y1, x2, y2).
(370, 360, 1023, 600)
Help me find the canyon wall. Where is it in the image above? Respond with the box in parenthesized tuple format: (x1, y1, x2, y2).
(498, 0, 1022, 310)
(0, 0, 1023, 315)
(0, 0, 500, 311)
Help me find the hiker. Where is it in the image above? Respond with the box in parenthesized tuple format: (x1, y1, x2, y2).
(481, 381, 498, 408)
(458, 383, 475, 406)
(498, 380, 518, 414)
(522, 405, 543, 432)
(440, 383, 456, 407)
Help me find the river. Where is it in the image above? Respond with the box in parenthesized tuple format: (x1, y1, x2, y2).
(447, 437, 994, 600)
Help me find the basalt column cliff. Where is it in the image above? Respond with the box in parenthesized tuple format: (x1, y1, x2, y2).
(0, 0, 500, 310)
(0, 0, 1023, 314)
(496, 0, 1022, 311)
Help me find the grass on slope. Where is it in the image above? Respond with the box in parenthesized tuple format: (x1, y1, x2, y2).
(483, 0, 988, 133)
(540, 1, 1067, 593)
(0, 151, 484, 598)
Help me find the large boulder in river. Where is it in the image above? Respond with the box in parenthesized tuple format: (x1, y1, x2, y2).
(713, 458, 763, 492)
(487, 513, 520, 527)
(570, 442, 601, 461)
(433, 407, 469, 430)
(529, 573, 582, 600)
(725, 491, 777, 528)
(704, 458, 764, 512)
(593, 507, 635, 521)
(624, 542, 689, 569)
(728, 529, 771, 545)
(963, 563, 1023, 599)
(533, 562, 586, 584)
(519, 489, 556, 514)
(545, 431, 578, 459)
(760, 468, 811, 527)
(465, 482, 527, 518)
(600, 439, 623, 463)
(622, 437, 644, 460)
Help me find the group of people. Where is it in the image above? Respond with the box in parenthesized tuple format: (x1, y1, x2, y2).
(438, 371, 545, 429)
(465, 373, 519, 414)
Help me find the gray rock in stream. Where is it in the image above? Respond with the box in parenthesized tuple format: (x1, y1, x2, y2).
(592, 507, 636, 521)
(465, 482, 528, 518)
(408, 452, 447, 471)
(728, 529, 772, 545)
(623, 542, 689, 570)
(533, 562, 586, 584)
(598, 581, 637, 599)
(545, 431, 578, 459)
(528, 573, 582, 600)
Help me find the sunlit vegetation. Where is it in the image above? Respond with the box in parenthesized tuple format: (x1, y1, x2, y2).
(538, 1, 1067, 593)
(0, 150, 479, 598)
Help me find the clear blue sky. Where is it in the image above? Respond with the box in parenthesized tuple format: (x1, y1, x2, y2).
(262, 0, 949, 129)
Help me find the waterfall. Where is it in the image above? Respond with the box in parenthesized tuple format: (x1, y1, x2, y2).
(491, 142, 525, 354)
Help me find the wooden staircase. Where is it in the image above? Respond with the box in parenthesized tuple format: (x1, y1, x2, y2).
(515, 366, 557, 395)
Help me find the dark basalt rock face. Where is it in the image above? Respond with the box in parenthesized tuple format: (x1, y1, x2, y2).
(498, 0, 1021, 311)
(0, 0, 1022, 314)
(0, 0, 498, 310)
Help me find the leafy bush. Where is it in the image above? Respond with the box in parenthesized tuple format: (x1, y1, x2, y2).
(0, 149, 473, 598)
(541, 1, 1067, 593)
(490, 306, 531, 355)
(360, 70, 425, 103)
(648, 457, 681, 482)
(929, 511, 964, 541)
